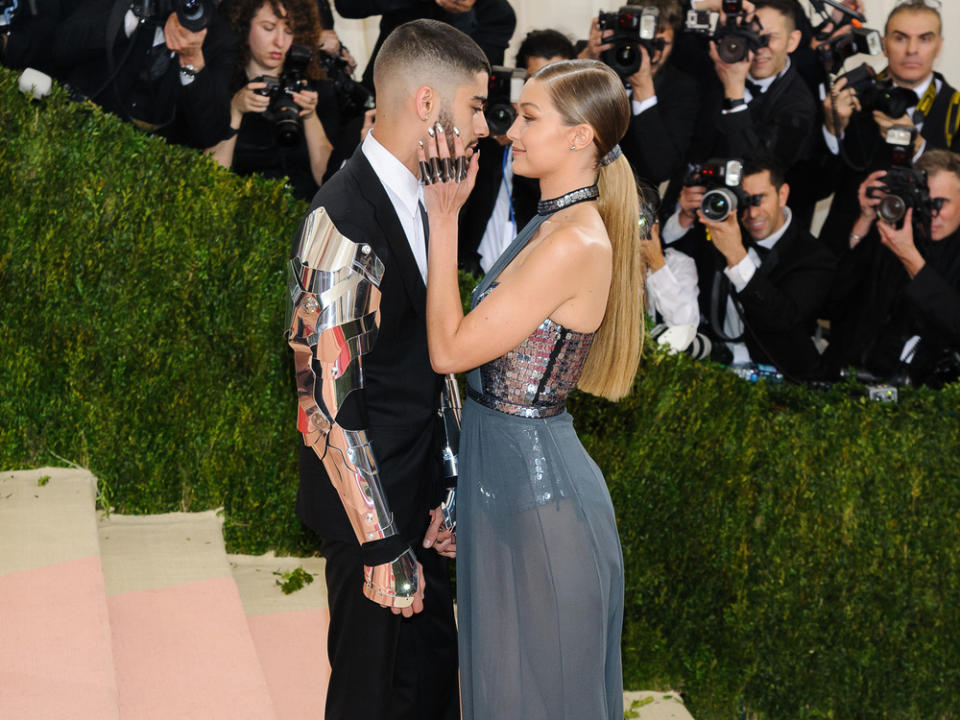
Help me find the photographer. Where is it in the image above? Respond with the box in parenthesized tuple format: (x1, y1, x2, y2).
(706, 0, 815, 174)
(50, 0, 239, 150)
(208, 0, 335, 200)
(457, 28, 571, 275)
(664, 155, 836, 379)
(818, 0, 959, 256)
(580, 0, 699, 185)
(827, 149, 960, 387)
(0, 0, 63, 72)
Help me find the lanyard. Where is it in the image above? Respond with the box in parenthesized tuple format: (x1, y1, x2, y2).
(502, 147, 516, 228)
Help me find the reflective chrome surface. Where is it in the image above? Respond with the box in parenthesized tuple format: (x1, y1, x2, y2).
(363, 547, 419, 608)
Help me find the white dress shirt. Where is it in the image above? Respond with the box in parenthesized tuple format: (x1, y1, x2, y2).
(124, 10, 196, 86)
(477, 146, 516, 273)
(646, 248, 700, 327)
(361, 130, 429, 283)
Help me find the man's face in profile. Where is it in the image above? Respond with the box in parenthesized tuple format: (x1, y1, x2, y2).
(438, 71, 490, 154)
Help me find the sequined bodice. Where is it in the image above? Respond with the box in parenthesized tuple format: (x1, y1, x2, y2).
(469, 285, 595, 418)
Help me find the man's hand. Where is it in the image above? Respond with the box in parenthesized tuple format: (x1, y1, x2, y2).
(318, 29, 342, 57)
(678, 185, 706, 229)
(625, 45, 655, 103)
(364, 549, 425, 618)
(824, 75, 860, 137)
(695, 0, 755, 14)
(436, 0, 476, 13)
(872, 110, 918, 150)
(709, 41, 750, 100)
(423, 506, 456, 559)
(640, 221, 666, 271)
(877, 207, 926, 278)
(164, 13, 206, 72)
(579, 17, 614, 60)
(698, 209, 747, 268)
(857, 169, 887, 222)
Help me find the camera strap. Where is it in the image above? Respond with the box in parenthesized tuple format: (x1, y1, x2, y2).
(945, 91, 960, 149)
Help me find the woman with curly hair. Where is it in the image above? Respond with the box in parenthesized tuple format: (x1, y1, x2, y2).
(208, 0, 336, 199)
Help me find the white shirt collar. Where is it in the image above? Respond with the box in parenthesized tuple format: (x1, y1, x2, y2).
(362, 130, 421, 219)
(748, 56, 791, 95)
(756, 206, 792, 249)
(896, 72, 935, 104)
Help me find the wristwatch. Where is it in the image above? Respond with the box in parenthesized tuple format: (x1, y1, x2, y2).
(723, 97, 746, 111)
(179, 63, 199, 78)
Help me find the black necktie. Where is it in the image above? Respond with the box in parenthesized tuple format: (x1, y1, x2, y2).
(418, 199, 429, 250)
(745, 79, 764, 100)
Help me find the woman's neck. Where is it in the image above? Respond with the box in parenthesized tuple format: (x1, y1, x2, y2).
(538, 167, 599, 202)
(246, 59, 276, 79)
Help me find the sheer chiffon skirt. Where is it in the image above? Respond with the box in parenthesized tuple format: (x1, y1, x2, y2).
(457, 397, 625, 720)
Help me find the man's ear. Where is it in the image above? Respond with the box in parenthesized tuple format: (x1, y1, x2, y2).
(415, 85, 435, 122)
(779, 181, 791, 208)
(786, 28, 802, 55)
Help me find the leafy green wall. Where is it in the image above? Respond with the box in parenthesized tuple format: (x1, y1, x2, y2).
(2, 68, 958, 718)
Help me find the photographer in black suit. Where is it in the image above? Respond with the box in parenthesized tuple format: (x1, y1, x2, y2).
(579, 0, 698, 185)
(818, 0, 959, 257)
(293, 19, 490, 720)
(457, 28, 572, 275)
(827, 149, 960, 387)
(664, 155, 836, 379)
(50, 0, 238, 149)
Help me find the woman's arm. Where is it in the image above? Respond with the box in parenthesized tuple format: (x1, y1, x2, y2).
(295, 88, 334, 186)
(422, 129, 609, 374)
(206, 81, 268, 168)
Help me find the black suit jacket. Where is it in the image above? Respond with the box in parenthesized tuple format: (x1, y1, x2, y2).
(457, 138, 538, 275)
(818, 72, 960, 256)
(51, 0, 238, 149)
(334, 0, 514, 90)
(621, 63, 699, 186)
(295, 148, 444, 546)
(676, 214, 836, 379)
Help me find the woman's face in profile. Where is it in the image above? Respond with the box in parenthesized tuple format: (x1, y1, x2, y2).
(506, 79, 572, 179)
(247, 3, 294, 74)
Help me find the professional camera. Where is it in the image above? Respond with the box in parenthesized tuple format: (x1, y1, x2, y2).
(866, 126, 935, 231)
(316, 49, 374, 119)
(0, 0, 36, 33)
(837, 63, 919, 119)
(252, 44, 312, 147)
(485, 66, 525, 135)
(130, 0, 215, 32)
(597, 5, 663, 77)
(816, 26, 882, 75)
(686, 0, 768, 64)
(684, 159, 758, 222)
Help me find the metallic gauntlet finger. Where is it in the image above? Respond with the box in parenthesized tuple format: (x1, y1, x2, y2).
(362, 547, 419, 608)
(456, 155, 469, 182)
(430, 156, 445, 183)
(442, 157, 457, 183)
(419, 160, 436, 185)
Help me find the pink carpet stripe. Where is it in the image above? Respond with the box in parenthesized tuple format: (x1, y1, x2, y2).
(107, 576, 277, 720)
(246, 609, 331, 720)
(0, 555, 119, 720)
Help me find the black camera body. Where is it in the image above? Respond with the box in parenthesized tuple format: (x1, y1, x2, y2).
(485, 66, 525, 136)
(817, 26, 882, 75)
(838, 63, 919, 119)
(0, 0, 36, 32)
(130, 0, 215, 32)
(684, 158, 754, 222)
(866, 126, 933, 231)
(316, 51, 374, 119)
(597, 5, 664, 77)
(252, 44, 312, 147)
(686, 0, 768, 64)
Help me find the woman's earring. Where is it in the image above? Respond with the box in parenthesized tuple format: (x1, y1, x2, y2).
(569, 145, 577, 151)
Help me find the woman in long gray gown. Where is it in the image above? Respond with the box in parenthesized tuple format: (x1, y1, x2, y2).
(420, 59, 645, 720)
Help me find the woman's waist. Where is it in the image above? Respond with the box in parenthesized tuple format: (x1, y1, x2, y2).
(466, 386, 571, 419)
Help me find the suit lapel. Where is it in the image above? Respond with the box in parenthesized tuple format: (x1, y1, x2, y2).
(346, 150, 427, 315)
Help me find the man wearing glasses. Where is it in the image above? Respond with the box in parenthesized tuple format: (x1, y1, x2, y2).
(818, 0, 960, 255)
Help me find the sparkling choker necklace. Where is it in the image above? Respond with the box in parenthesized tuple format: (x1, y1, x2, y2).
(537, 184, 599, 216)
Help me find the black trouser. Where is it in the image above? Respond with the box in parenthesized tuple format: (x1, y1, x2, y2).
(321, 536, 460, 720)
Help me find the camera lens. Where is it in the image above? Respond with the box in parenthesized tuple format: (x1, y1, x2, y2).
(878, 194, 906, 224)
(485, 103, 516, 136)
(702, 188, 738, 222)
(718, 35, 747, 64)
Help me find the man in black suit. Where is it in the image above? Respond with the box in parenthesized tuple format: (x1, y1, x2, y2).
(49, 0, 238, 149)
(665, 154, 836, 379)
(334, 0, 515, 90)
(289, 19, 489, 720)
(817, 0, 960, 256)
(826, 149, 960, 387)
(457, 28, 572, 275)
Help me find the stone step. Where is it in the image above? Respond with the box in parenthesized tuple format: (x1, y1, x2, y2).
(0, 467, 119, 720)
(228, 552, 331, 720)
(98, 510, 278, 720)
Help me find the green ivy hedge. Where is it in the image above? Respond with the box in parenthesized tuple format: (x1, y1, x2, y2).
(2, 68, 959, 719)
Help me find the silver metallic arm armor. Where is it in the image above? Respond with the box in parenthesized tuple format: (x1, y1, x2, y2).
(438, 375, 462, 532)
(285, 207, 418, 608)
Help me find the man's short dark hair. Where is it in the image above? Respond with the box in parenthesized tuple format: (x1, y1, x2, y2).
(648, 0, 684, 34)
(374, 18, 490, 90)
(755, 0, 798, 32)
(916, 149, 960, 183)
(885, 0, 942, 36)
(743, 153, 786, 189)
(515, 29, 575, 70)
